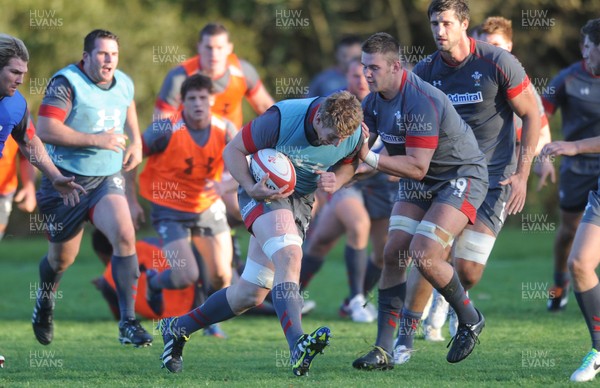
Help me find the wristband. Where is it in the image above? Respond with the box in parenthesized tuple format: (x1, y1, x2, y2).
(364, 151, 380, 169)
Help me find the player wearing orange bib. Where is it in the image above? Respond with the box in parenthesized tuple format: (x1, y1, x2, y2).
(91, 231, 195, 320)
(0, 119, 37, 239)
(128, 74, 236, 338)
(154, 22, 274, 130)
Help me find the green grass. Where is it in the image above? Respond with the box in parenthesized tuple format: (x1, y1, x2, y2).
(0, 228, 589, 387)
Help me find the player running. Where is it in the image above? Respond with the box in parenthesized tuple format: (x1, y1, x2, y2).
(351, 32, 489, 370)
(391, 0, 540, 366)
(126, 74, 236, 337)
(31, 29, 149, 347)
(541, 20, 600, 312)
(156, 90, 364, 376)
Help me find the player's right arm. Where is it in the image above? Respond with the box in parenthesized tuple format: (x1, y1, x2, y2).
(36, 77, 127, 150)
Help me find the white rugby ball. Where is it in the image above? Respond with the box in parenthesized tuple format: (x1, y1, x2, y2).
(250, 148, 296, 194)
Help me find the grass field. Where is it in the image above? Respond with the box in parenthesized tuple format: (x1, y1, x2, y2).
(0, 227, 590, 387)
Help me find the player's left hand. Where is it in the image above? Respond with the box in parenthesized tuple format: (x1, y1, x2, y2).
(122, 142, 142, 171)
(52, 176, 87, 207)
(14, 185, 37, 212)
(315, 170, 337, 194)
(499, 172, 527, 215)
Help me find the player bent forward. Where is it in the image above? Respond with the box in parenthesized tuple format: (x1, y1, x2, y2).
(156, 91, 364, 375)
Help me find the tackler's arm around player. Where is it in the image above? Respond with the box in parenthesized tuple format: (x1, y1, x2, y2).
(223, 134, 292, 201)
(358, 125, 433, 181)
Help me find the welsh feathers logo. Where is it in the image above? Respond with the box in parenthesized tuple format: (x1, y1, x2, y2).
(471, 71, 483, 87)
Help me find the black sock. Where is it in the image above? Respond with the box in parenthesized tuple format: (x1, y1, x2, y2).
(38, 256, 63, 309)
(438, 271, 478, 325)
(299, 254, 324, 291)
(375, 283, 405, 353)
(554, 272, 569, 287)
(574, 283, 600, 351)
(363, 258, 382, 295)
(111, 254, 139, 323)
(397, 307, 421, 349)
(345, 246, 367, 298)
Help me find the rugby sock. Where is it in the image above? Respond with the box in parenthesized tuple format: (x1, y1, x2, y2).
(554, 271, 569, 287)
(363, 257, 382, 294)
(345, 245, 367, 298)
(272, 282, 304, 350)
(149, 269, 177, 290)
(38, 256, 63, 309)
(174, 288, 234, 336)
(111, 254, 139, 322)
(299, 253, 324, 291)
(375, 283, 405, 353)
(438, 271, 479, 325)
(574, 283, 600, 351)
(397, 307, 421, 349)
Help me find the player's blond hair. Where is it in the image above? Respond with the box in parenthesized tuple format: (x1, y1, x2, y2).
(0, 34, 29, 70)
(481, 16, 513, 41)
(318, 90, 363, 138)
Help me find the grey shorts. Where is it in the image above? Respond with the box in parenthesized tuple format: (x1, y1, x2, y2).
(396, 176, 488, 224)
(36, 170, 125, 243)
(475, 185, 511, 236)
(358, 173, 397, 220)
(581, 189, 600, 227)
(150, 200, 230, 245)
(559, 158, 600, 212)
(0, 192, 15, 226)
(329, 173, 396, 220)
(238, 188, 314, 240)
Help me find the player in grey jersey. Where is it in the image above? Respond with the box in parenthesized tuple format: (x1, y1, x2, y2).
(392, 0, 541, 366)
(541, 20, 600, 312)
(352, 32, 488, 370)
(541, 17, 600, 384)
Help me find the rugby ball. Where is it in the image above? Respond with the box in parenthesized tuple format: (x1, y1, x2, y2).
(249, 148, 296, 194)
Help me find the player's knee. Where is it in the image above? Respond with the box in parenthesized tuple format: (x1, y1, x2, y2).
(240, 259, 273, 309)
(172, 266, 200, 289)
(211, 269, 232, 290)
(414, 221, 454, 250)
(568, 256, 589, 280)
(454, 230, 496, 267)
(110, 229, 136, 255)
(345, 217, 370, 247)
(263, 235, 303, 275)
(558, 221, 579, 242)
(48, 252, 77, 272)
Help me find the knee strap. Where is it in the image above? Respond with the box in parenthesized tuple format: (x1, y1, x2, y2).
(389, 215, 419, 235)
(241, 258, 274, 289)
(453, 229, 496, 265)
(262, 234, 303, 261)
(415, 221, 454, 248)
